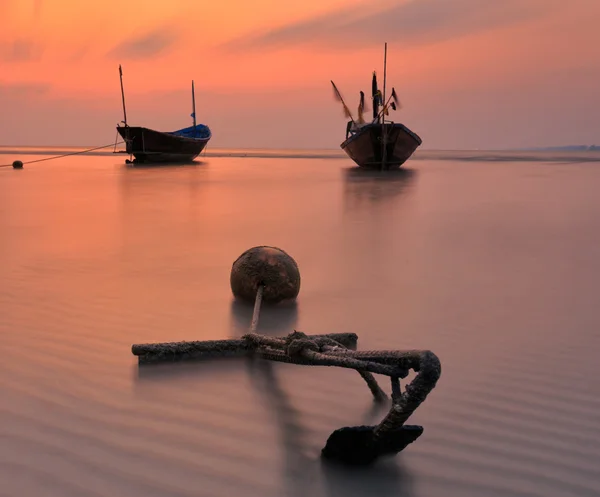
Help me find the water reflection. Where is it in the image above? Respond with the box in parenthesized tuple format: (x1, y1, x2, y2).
(360, 396, 393, 425)
(124, 160, 207, 168)
(134, 356, 247, 383)
(230, 299, 299, 336)
(246, 360, 415, 497)
(342, 167, 417, 212)
(321, 458, 415, 497)
(116, 158, 210, 258)
(132, 345, 414, 497)
(246, 360, 316, 497)
(118, 160, 208, 200)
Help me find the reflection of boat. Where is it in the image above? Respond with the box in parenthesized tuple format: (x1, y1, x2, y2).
(342, 167, 417, 211)
(331, 44, 422, 170)
(115, 65, 211, 164)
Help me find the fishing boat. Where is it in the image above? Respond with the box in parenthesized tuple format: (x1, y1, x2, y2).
(331, 43, 422, 170)
(115, 66, 211, 164)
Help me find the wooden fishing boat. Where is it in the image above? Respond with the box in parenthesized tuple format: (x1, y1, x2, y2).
(341, 121, 422, 170)
(331, 44, 422, 170)
(115, 66, 211, 164)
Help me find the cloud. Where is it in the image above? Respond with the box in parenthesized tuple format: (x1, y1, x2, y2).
(0, 82, 51, 96)
(33, 0, 43, 20)
(107, 27, 177, 60)
(223, 0, 557, 51)
(0, 38, 43, 61)
(0, 0, 43, 19)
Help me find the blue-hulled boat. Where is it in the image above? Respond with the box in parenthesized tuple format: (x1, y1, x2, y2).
(116, 66, 211, 164)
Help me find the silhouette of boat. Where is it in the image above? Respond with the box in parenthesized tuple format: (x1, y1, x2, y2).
(115, 66, 211, 164)
(331, 44, 422, 170)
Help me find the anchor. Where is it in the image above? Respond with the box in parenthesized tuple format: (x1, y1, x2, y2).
(131, 246, 442, 466)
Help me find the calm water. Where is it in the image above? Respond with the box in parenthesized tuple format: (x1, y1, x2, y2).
(1, 150, 600, 497)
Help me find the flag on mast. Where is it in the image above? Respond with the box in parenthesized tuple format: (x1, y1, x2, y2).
(358, 91, 366, 123)
(331, 80, 354, 120)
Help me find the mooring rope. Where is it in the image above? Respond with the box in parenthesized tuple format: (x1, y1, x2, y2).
(249, 284, 264, 334)
(243, 331, 389, 401)
(0, 141, 125, 168)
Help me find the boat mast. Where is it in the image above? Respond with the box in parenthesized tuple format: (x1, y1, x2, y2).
(382, 43, 387, 121)
(191, 80, 197, 130)
(381, 42, 388, 170)
(119, 65, 128, 126)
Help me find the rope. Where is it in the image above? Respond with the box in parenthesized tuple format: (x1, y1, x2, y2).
(249, 284, 264, 334)
(113, 130, 120, 153)
(0, 141, 125, 168)
(244, 331, 388, 401)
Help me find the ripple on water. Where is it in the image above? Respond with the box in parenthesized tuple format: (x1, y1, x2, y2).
(2, 155, 600, 497)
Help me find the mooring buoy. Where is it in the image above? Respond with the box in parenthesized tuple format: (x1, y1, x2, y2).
(230, 246, 301, 304)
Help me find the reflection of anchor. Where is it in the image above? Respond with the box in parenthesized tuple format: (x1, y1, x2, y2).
(131, 246, 441, 466)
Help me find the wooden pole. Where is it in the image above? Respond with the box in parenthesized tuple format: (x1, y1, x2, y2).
(382, 42, 387, 110)
(191, 80, 197, 130)
(381, 43, 388, 171)
(119, 65, 128, 126)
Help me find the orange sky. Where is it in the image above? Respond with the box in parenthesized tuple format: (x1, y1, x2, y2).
(1, 0, 599, 149)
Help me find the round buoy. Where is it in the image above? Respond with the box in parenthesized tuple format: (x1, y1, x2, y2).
(12, 160, 23, 169)
(230, 246, 301, 304)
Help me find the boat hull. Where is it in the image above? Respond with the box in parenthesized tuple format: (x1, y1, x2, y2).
(341, 123, 422, 170)
(116, 126, 210, 163)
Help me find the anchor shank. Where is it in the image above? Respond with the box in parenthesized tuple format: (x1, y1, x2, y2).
(132, 332, 358, 364)
(373, 350, 441, 439)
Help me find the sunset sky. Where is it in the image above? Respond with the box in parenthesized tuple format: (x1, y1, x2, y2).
(1, 0, 598, 149)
